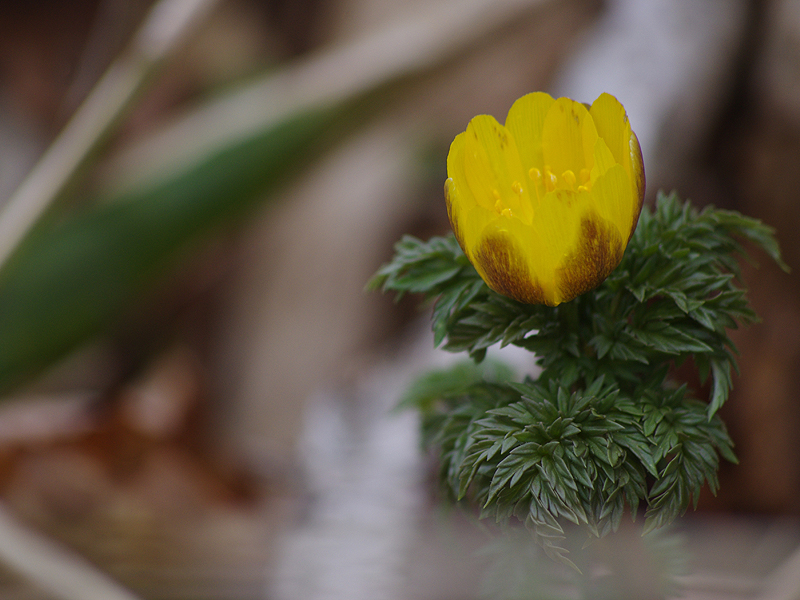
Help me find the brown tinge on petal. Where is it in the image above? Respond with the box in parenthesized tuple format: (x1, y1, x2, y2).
(474, 233, 545, 305)
(558, 214, 625, 302)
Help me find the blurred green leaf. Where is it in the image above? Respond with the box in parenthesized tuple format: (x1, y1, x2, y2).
(0, 107, 339, 392)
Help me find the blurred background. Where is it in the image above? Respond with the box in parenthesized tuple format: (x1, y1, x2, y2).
(0, 0, 798, 598)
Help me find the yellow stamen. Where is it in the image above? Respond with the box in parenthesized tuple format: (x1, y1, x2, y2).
(528, 168, 541, 183)
(543, 166, 557, 192)
(579, 168, 591, 184)
(494, 197, 512, 218)
(511, 181, 523, 195)
(562, 170, 576, 190)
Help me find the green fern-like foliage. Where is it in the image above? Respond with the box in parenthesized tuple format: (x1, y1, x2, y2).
(369, 191, 787, 563)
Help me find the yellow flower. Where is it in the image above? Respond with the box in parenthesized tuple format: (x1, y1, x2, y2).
(445, 92, 645, 306)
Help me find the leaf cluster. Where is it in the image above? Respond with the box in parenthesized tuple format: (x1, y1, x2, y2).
(371, 191, 786, 561)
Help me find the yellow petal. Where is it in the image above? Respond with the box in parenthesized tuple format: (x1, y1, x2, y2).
(591, 136, 617, 182)
(505, 92, 555, 173)
(444, 177, 467, 258)
(472, 222, 547, 305)
(627, 130, 646, 232)
(556, 210, 625, 303)
(590, 93, 645, 233)
(589, 93, 630, 166)
(447, 132, 477, 210)
(453, 202, 505, 264)
(446, 132, 479, 256)
(463, 116, 533, 222)
(542, 98, 597, 177)
(528, 188, 597, 305)
(589, 164, 636, 242)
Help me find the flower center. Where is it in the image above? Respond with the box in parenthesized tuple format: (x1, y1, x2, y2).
(492, 180, 526, 218)
(528, 166, 592, 196)
(491, 167, 592, 222)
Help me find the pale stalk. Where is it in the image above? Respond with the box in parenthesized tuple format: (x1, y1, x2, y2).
(0, 0, 220, 272)
(0, 502, 144, 600)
